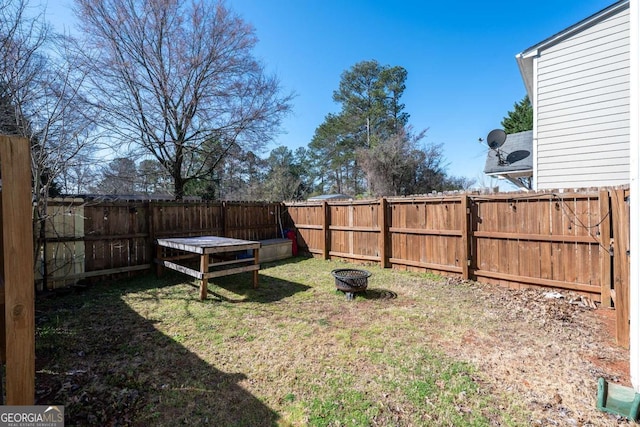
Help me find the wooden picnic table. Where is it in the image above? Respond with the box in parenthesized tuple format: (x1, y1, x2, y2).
(155, 235, 260, 300)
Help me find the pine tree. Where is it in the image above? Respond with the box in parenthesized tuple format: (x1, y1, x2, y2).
(501, 96, 533, 134)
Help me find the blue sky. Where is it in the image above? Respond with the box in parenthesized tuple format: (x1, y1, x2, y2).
(46, 0, 618, 184)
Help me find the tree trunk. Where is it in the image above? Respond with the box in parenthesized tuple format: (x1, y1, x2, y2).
(173, 175, 185, 200)
(172, 155, 185, 200)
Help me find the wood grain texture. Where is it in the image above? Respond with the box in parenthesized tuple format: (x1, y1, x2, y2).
(284, 191, 612, 300)
(611, 188, 630, 347)
(599, 189, 613, 307)
(1, 136, 35, 404)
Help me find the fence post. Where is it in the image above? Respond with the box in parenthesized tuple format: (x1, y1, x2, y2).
(461, 194, 470, 280)
(221, 201, 228, 237)
(599, 190, 612, 308)
(323, 201, 330, 260)
(147, 201, 155, 274)
(0, 194, 4, 368)
(0, 287, 3, 365)
(611, 188, 630, 348)
(1, 136, 35, 405)
(147, 200, 154, 240)
(379, 198, 389, 268)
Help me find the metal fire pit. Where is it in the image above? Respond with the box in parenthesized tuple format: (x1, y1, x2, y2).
(331, 268, 371, 300)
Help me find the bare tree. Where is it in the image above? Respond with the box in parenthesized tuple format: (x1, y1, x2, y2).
(74, 0, 293, 200)
(0, 0, 47, 136)
(61, 162, 100, 194)
(138, 159, 172, 195)
(357, 127, 447, 196)
(93, 157, 138, 195)
(0, 0, 101, 289)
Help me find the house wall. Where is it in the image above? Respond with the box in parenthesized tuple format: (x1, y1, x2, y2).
(535, 5, 630, 189)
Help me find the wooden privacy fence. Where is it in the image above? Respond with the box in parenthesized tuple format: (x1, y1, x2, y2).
(285, 188, 631, 346)
(39, 199, 286, 288)
(39, 190, 631, 346)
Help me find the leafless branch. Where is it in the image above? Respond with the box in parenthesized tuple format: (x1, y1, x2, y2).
(74, 0, 293, 199)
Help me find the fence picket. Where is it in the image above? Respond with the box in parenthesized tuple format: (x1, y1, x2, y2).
(36, 189, 630, 345)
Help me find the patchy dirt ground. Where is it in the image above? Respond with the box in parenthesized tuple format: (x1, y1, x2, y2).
(437, 278, 633, 426)
(32, 265, 635, 426)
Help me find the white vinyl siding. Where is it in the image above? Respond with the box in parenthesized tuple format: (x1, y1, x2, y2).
(535, 6, 630, 189)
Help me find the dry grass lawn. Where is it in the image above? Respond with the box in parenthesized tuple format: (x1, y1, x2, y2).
(34, 257, 631, 426)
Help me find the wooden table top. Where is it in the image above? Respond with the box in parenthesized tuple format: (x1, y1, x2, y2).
(156, 235, 260, 254)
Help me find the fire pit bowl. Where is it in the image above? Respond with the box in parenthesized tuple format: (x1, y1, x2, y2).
(331, 268, 371, 300)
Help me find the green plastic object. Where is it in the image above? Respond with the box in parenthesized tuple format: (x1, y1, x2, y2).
(597, 377, 640, 421)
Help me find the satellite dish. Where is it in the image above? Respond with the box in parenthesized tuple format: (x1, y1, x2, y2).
(486, 129, 507, 150)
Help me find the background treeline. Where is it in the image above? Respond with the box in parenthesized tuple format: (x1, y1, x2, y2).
(1, 0, 473, 203)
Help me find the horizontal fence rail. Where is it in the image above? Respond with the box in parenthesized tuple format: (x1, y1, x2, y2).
(35, 188, 630, 346)
(38, 200, 286, 288)
(285, 188, 630, 346)
(470, 192, 605, 300)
